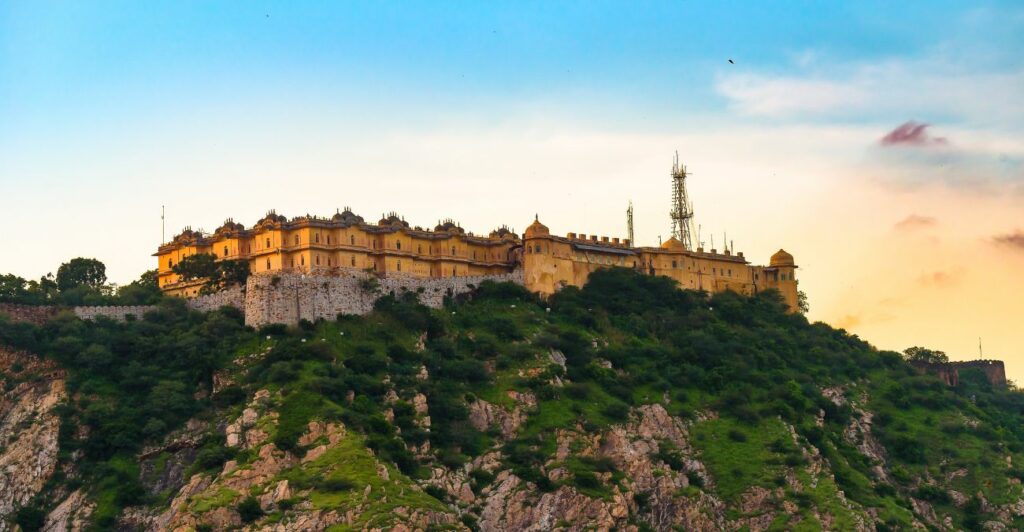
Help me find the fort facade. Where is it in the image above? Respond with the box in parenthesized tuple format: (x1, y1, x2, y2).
(156, 210, 800, 311)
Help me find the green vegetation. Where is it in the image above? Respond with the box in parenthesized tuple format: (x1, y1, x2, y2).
(5, 266, 1024, 529)
(0, 258, 161, 306)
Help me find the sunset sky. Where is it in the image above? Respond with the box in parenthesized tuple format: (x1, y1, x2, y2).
(1, 2, 1022, 377)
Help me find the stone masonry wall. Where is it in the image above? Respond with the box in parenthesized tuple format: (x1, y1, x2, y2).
(0, 304, 61, 325)
(186, 286, 245, 312)
(244, 269, 524, 327)
(73, 306, 157, 322)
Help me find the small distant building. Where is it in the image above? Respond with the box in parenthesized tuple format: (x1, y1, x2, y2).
(910, 359, 1007, 388)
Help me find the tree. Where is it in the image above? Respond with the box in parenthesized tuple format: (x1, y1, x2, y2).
(207, 259, 250, 292)
(902, 346, 948, 364)
(0, 274, 33, 303)
(116, 270, 162, 304)
(797, 290, 810, 313)
(171, 254, 218, 282)
(56, 258, 107, 292)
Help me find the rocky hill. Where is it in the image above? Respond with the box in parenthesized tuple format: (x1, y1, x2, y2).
(2, 268, 1023, 531)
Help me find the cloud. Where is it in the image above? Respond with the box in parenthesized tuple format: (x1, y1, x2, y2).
(880, 122, 948, 147)
(917, 269, 963, 288)
(714, 57, 1024, 126)
(894, 214, 936, 230)
(993, 230, 1024, 251)
(834, 314, 862, 330)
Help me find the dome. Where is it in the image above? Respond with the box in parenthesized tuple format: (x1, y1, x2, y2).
(770, 249, 795, 267)
(660, 236, 685, 251)
(489, 225, 518, 240)
(434, 219, 464, 234)
(377, 212, 409, 228)
(524, 215, 549, 238)
(332, 208, 363, 224)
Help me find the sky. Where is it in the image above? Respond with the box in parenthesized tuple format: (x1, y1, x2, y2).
(2, 2, 1023, 377)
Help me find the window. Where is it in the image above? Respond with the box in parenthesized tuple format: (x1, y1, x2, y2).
(301, 256, 305, 266)
(418, 245, 422, 254)
(350, 235, 355, 245)
(473, 251, 477, 259)
(266, 259, 271, 270)
(452, 267, 456, 276)
(316, 255, 320, 265)
(266, 237, 271, 247)
(396, 241, 401, 250)
(223, 246, 229, 257)
(451, 246, 456, 255)
(168, 259, 174, 268)
(351, 255, 355, 266)
(315, 233, 320, 244)
(397, 260, 402, 271)
(295, 235, 300, 245)
(672, 260, 677, 268)
(327, 235, 331, 244)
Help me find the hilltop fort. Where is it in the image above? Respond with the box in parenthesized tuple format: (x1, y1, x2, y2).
(155, 159, 801, 319)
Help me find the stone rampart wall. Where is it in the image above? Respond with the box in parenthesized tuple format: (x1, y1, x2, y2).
(186, 286, 245, 312)
(0, 304, 61, 325)
(73, 306, 157, 322)
(244, 269, 524, 327)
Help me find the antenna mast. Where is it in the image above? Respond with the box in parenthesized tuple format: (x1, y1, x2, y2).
(161, 205, 165, 244)
(626, 201, 635, 247)
(669, 152, 696, 250)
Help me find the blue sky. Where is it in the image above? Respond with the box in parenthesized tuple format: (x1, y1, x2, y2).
(1, 1, 1023, 374)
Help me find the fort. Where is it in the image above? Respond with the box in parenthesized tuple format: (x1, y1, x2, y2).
(155, 212, 800, 311)
(155, 159, 800, 312)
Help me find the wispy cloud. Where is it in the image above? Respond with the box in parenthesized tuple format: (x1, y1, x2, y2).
(993, 230, 1024, 251)
(714, 57, 1024, 126)
(880, 122, 948, 147)
(894, 214, 936, 230)
(917, 269, 964, 288)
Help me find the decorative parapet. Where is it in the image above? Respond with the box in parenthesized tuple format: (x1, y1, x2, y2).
(73, 306, 157, 322)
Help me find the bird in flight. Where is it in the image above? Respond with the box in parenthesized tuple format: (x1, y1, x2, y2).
(728, 59, 735, 64)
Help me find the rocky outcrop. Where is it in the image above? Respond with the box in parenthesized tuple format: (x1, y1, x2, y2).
(0, 349, 65, 529)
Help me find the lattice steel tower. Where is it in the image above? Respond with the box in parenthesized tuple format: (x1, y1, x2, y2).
(669, 152, 696, 250)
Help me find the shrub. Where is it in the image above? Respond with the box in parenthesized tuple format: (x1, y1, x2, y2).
(237, 496, 263, 523)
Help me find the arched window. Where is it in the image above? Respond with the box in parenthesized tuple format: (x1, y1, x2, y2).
(301, 256, 305, 266)
(315, 233, 320, 244)
(396, 241, 401, 250)
(350, 255, 355, 266)
(451, 246, 456, 255)
(350, 235, 355, 245)
(223, 246, 229, 257)
(397, 260, 402, 271)
(266, 259, 271, 270)
(266, 237, 271, 248)
(316, 255, 320, 265)
(168, 258, 174, 267)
